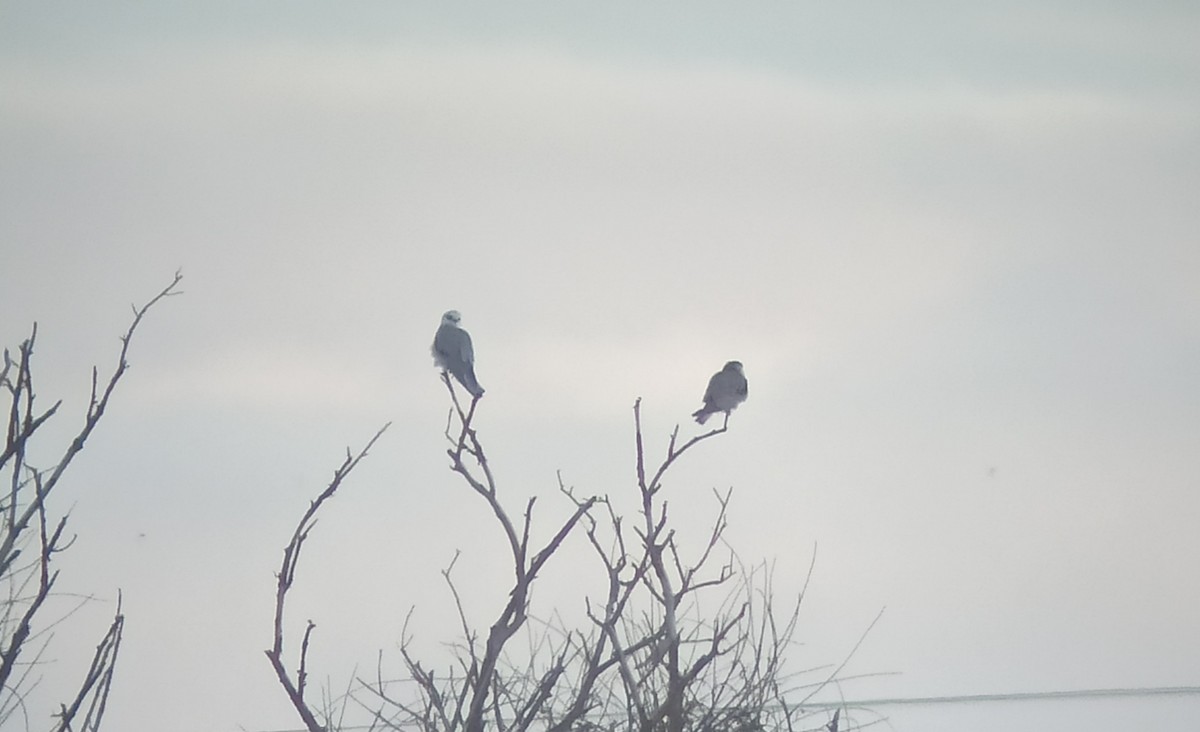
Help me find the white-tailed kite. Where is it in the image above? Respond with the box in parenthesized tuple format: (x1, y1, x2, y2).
(692, 361, 747, 425)
(431, 310, 485, 398)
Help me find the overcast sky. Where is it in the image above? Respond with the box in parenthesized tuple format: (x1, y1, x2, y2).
(2, 3, 1198, 731)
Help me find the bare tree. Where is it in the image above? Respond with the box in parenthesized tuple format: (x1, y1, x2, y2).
(357, 376, 598, 732)
(0, 272, 182, 731)
(543, 399, 836, 732)
(276, 373, 864, 732)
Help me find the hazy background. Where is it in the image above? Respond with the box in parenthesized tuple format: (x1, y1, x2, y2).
(1, 2, 1197, 730)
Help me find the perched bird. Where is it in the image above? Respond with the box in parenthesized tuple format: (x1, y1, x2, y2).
(431, 310, 485, 398)
(692, 361, 748, 426)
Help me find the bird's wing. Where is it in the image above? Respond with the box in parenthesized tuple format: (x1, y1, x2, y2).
(717, 371, 741, 395)
(707, 370, 748, 408)
(458, 328, 475, 365)
(431, 327, 447, 367)
(432, 325, 451, 363)
(433, 324, 471, 368)
(701, 371, 723, 404)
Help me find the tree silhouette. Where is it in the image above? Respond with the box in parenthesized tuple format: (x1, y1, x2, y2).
(269, 368, 856, 731)
(1, 272, 181, 731)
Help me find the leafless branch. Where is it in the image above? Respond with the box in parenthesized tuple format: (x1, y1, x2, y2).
(51, 595, 124, 732)
(356, 388, 871, 732)
(1, 273, 180, 726)
(266, 424, 391, 732)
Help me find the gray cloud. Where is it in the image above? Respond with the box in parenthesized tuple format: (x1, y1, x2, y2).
(2, 4, 1197, 730)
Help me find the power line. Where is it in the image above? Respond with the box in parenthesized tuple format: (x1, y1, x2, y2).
(803, 685, 1200, 708)
(243, 686, 1200, 732)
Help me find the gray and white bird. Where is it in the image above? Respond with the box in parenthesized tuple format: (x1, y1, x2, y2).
(692, 361, 748, 425)
(431, 310, 485, 399)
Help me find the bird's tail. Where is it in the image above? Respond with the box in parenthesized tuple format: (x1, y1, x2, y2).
(692, 409, 711, 425)
(462, 368, 485, 399)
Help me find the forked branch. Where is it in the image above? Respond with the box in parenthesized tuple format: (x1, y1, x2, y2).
(266, 424, 390, 732)
(435, 377, 599, 732)
(51, 595, 125, 732)
(1, 272, 181, 720)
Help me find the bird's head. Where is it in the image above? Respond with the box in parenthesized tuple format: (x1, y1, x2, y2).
(442, 310, 463, 326)
(725, 361, 744, 374)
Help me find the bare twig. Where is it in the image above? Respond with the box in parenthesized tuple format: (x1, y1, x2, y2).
(0, 272, 182, 579)
(51, 595, 124, 732)
(266, 424, 391, 732)
(358, 387, 869, 732)
(1, 273, 181, 722)
(369, 374, 602, 732)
